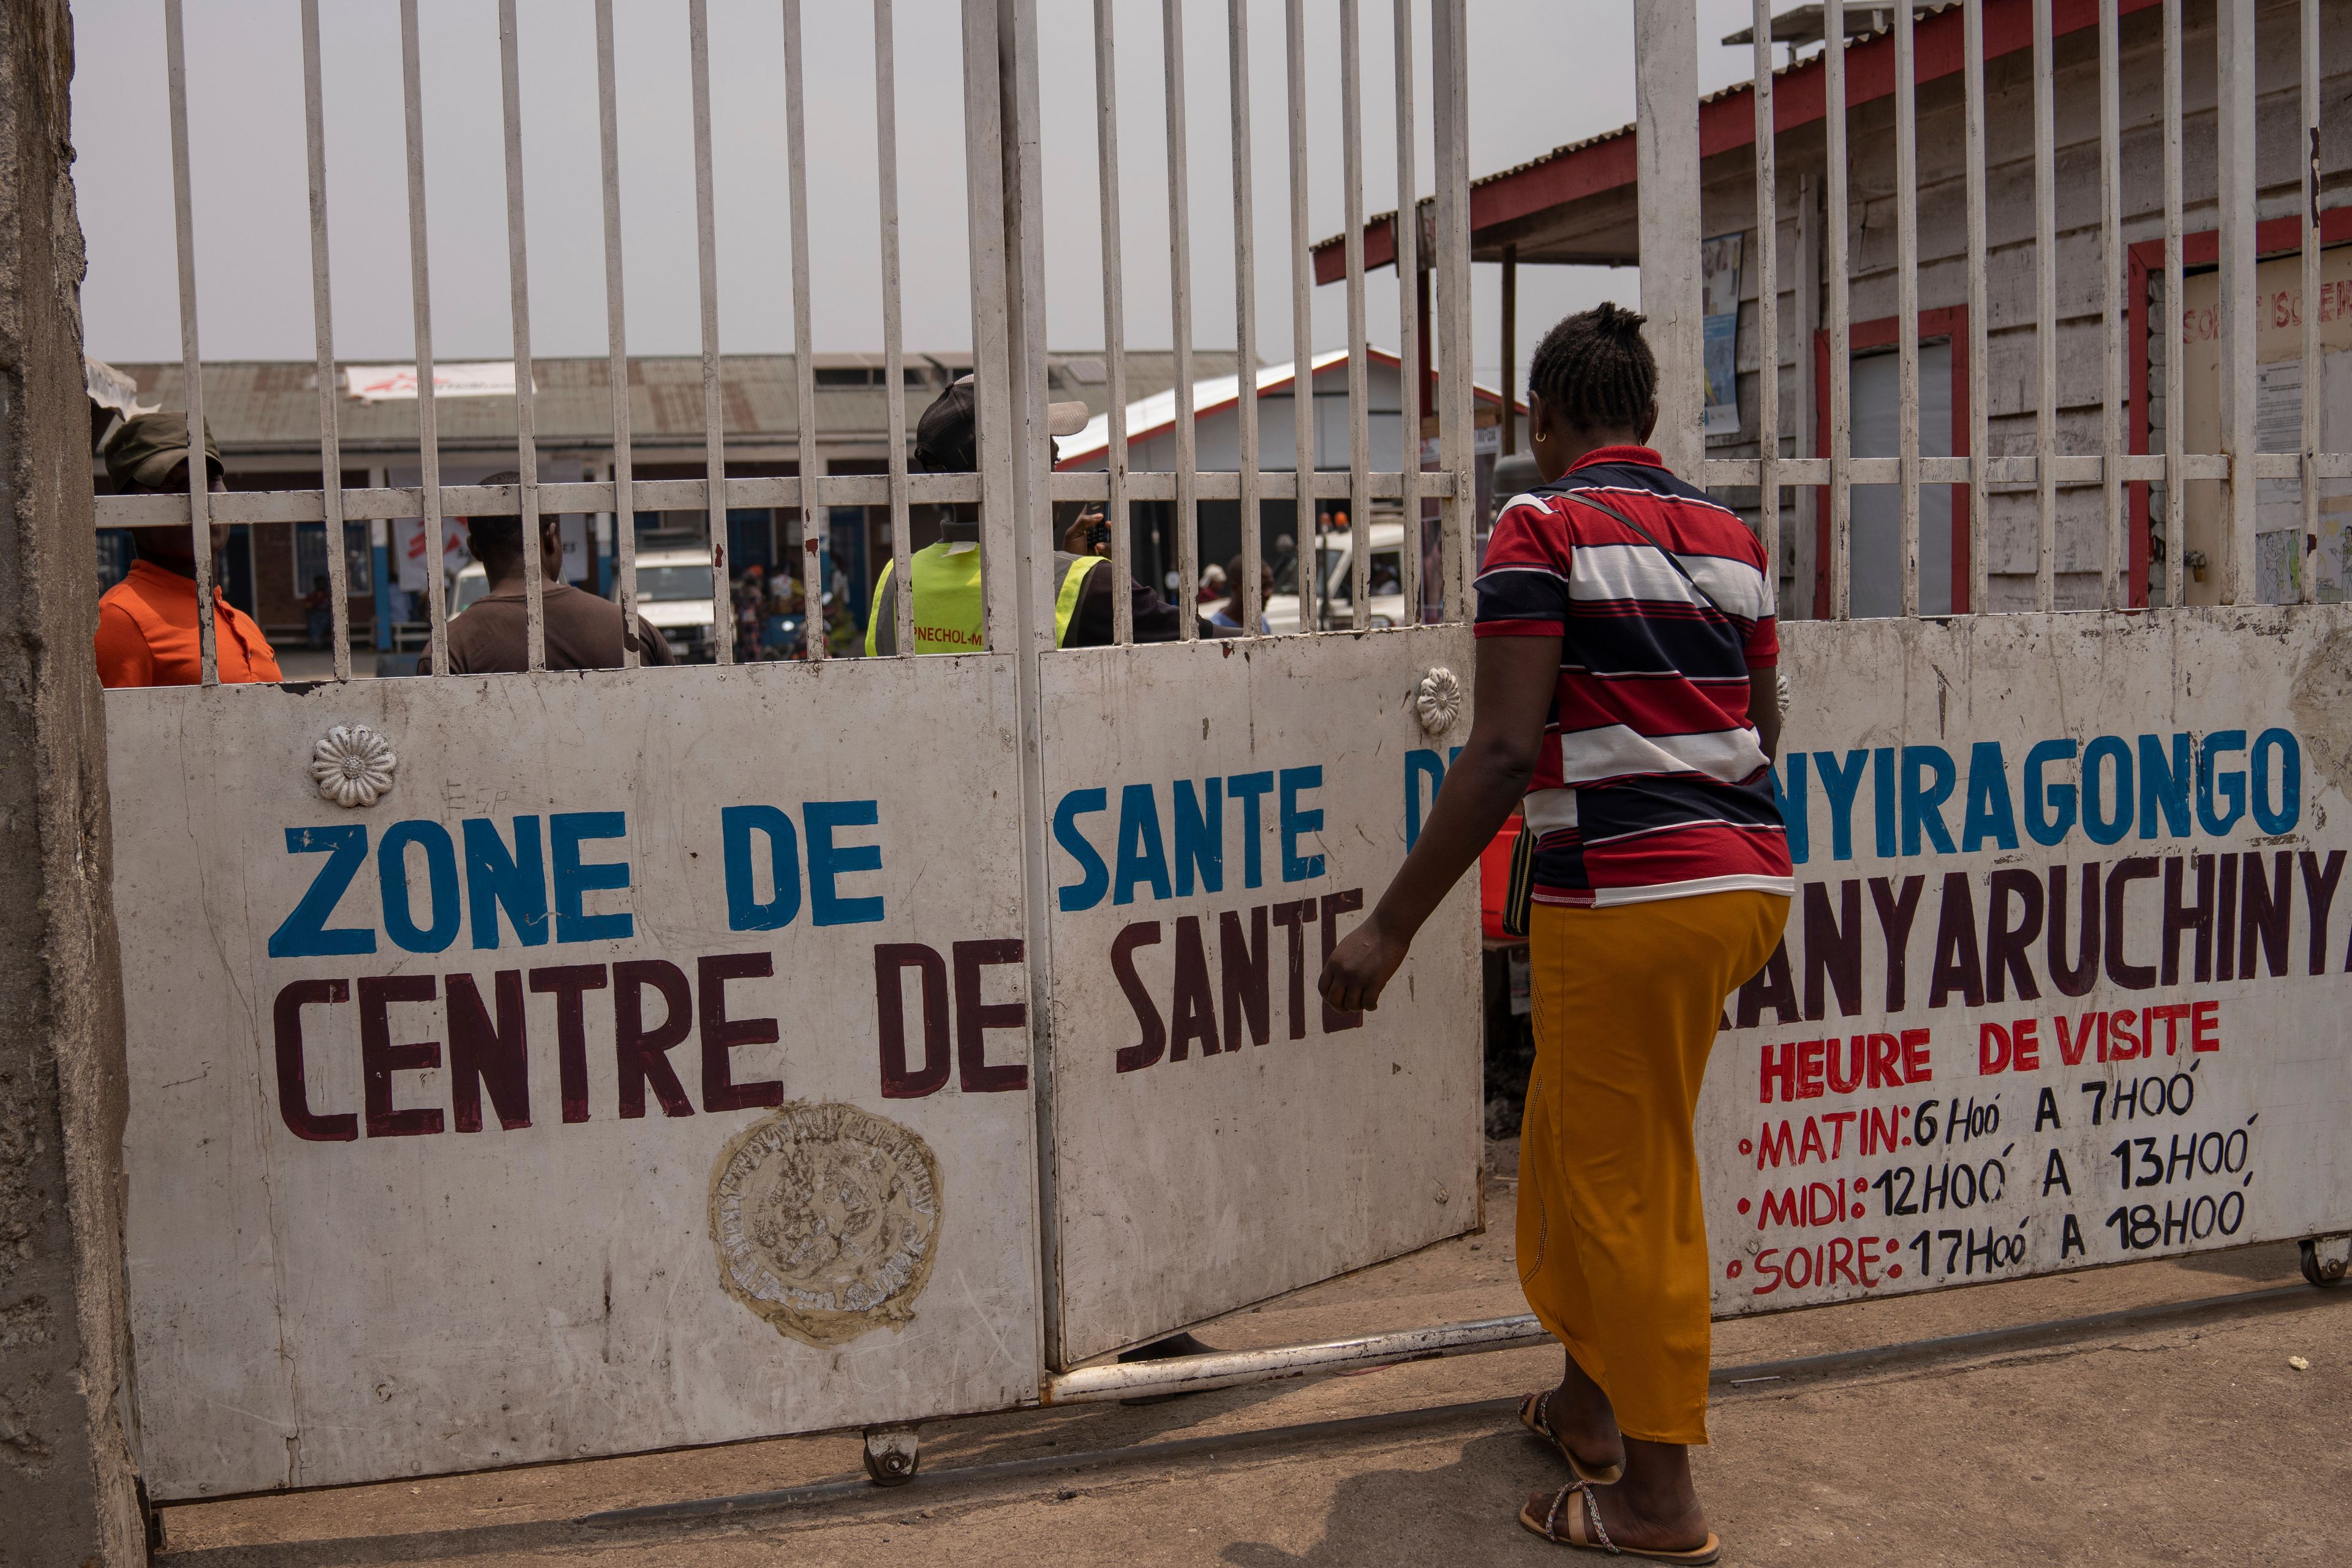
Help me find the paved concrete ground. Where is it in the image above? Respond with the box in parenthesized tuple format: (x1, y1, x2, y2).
(157, 1147, 2350, 1567)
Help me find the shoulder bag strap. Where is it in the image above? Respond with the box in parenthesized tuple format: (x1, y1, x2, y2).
(1544, 486, 1732, 619)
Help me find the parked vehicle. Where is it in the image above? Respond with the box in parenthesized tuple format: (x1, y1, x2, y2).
(629, 549, 719, 660)
(1261, 519, 1409, 633)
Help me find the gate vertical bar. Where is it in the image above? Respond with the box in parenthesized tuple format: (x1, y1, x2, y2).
(2100, 0, 2124, 608)
(594, 0, 639, 666)
(498, 0, 546, 671)
(399, 0, 447, 675)
(968, 0, 1060, 1365)
(2217, 0, 2258, 605)
(1094, 0, 1135, 646)
(1286, 0, 1319, 625)
(963, 0, 1019, 657)
(1338, 0, 1371, 630)
(875, 0, 916, 657)
(2032, 0, 2057, 612)
(2300, 0, 2321, 603)
(1964, 0, 1989, 615)
(1163, 0, 1200, 633)
(1895, 0, 1920, 619)
(2162, 0, 2184, 606)
(782, 0, 823, 659)
(1795, 172, 1817, 614)
(1752, 0, 1779, 606)
(1003, 0, 1055, 665)
(687, 0, 734, 662)
(1390, 0, 1420, 628)
(1232, 0, 1264, 635)
(1824, 0, 1852, 619)
(1431, 0, 1472, 620)
(300, 0, 350, 680)
(1635, 0, 1702, 480)
(162, 0, 216, 684)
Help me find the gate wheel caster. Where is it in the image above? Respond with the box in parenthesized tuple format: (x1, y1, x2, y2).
(864, 1423, 921, 1486)
(2300, 1236, 2350, 1289)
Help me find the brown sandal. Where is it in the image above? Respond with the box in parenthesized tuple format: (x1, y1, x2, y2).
(1517, 1390, 1626, 1485)
(1518, 1480, 1722, 1563)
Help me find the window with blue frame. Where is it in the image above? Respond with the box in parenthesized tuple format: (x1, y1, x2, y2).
(829, 508, 869, 628)
(726, 508, 774, 575)
(96, 530, 134, 594)
(295, 521, 374, 597)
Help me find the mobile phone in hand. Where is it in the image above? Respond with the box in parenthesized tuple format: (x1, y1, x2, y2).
(1088, 520, 1110, 551)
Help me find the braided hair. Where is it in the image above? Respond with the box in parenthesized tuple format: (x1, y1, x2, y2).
(1525, 301, 1656, 434)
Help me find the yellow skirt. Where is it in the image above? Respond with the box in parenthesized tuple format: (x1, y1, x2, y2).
(1517, 889, 1788, 1446)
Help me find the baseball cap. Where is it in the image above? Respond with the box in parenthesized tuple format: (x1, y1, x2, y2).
(104, 411, 224, 491)
(913, 375, 1091, 473)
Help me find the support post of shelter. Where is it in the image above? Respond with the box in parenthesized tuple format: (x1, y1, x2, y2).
(1499, 243, 1517, 456)
(0, 0, 148, 1559)
(1634, 0, 1703, 477)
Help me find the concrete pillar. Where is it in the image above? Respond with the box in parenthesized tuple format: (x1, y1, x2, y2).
(1634, 0, 1703, 478)
(0, 1, 149, 1560)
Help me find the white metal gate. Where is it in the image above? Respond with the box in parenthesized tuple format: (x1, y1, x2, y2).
(99, 0, 1483, 1498)
(89, 0, 2352, 1507)
(1661, 0, 2352, 1317)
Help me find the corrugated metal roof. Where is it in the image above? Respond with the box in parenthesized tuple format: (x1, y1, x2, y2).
(1054, 347, 1519, 467)
(104, 350, 1245, 458)
(1310, 2, 1961, 258)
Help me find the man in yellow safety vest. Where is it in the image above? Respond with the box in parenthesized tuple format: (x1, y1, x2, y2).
(867, 377, 1224, 654)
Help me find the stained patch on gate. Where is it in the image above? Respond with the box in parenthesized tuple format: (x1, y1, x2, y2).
(709, 1102, 941, 1346)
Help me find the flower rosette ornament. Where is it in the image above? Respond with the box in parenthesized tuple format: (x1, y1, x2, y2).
(310, 725, 396, 809)
(1414, 666, 1463, 737)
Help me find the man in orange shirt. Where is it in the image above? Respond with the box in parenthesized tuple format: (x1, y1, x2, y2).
(93, 413, 281, 688)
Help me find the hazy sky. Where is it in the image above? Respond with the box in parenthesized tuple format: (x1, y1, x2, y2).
(71, 1, 1766, 393)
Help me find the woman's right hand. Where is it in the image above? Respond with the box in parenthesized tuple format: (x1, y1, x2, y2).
(1317, 913, 1411, 1014)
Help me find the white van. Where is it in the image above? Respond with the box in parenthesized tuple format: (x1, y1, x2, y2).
(450, 547, 718, 661)
(628, 548, 719, 661)
(1260, 520, 1412, 633)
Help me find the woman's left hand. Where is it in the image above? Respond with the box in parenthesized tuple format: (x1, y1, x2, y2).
(1317, 913, 1410, 1014)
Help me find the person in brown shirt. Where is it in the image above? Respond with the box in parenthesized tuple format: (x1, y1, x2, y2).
(424, 473, 673, 674)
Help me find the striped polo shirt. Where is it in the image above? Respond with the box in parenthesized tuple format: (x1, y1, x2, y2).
(1474, 445, 1791, 908)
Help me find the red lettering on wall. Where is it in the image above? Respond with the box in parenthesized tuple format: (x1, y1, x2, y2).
(358, 973, 443, 1137)
(1170, 916, 1221, 1061)
(447, 970, 530, 1132)
(529, 964, 608, 1122)
(272, 978, 357, 1142)
(1111, 922, 1166, 1072)
(699, 952, 785, 1112)
(876, 943, 953, 1096)
(612, 960, 695, 1118)
(951, 939, 1029, 1092)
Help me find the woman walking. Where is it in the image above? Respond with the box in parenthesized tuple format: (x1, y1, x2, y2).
(1319, 303, 1789, 1562)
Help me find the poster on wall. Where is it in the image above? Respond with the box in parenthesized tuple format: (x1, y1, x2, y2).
(394, 516, 473, 596)
(1702, 233, 1744, 438)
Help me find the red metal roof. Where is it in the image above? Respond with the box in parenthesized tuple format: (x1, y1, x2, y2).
(1313, 0, 2158, 283)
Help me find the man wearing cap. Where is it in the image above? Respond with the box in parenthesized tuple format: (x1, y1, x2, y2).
(93, 412, 282, 688)
(867, 378, 1226, 654)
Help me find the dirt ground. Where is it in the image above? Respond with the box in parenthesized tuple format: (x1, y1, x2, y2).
(156, 1144, 2350, 1567)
